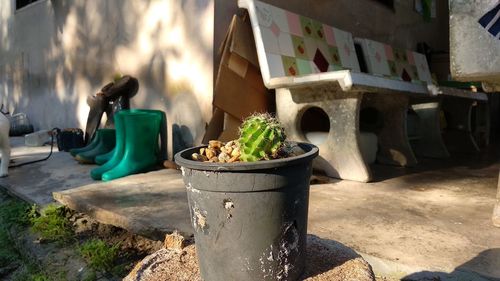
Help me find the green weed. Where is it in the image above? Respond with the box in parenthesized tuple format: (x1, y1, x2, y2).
(29, 204, 73, 242)
(78, 239, 120, 272)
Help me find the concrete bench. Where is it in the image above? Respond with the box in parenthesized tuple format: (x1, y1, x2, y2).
(355, 37, 489, 159)
(238, 0, 488, 182)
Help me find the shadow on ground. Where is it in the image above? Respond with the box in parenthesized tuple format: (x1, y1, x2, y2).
(402, 248, 500, 281)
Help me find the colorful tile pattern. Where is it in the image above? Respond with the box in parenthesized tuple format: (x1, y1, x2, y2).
(356, 38, 433, 85)
(253, 0, 360, 78)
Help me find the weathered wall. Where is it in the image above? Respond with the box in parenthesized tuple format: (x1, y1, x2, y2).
(0, 0, 213, 156)
(215, 0, 449, 70)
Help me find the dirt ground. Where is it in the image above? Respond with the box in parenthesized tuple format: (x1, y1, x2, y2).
(0, 189, 162, 281)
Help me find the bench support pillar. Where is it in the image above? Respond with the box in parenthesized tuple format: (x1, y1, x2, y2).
(362, 94, 417, 167)
(411, 102, 450, 158)
(276, 86, 371, 182)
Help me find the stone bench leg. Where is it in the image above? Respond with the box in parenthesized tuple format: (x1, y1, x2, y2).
(276, 86, 371, 182)
(493, 171, 500, 227)
(362, 94, 417, 167)
(411, 102, 450, 158)
(441, 97, 480, 153)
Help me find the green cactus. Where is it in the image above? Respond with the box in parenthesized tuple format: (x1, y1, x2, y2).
(238, 113, 286, 162)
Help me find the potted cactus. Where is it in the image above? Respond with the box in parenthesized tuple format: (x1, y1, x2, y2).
(175, 113, 318, 281)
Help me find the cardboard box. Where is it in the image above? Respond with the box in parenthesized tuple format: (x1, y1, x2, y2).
(213, 14, 270, 120)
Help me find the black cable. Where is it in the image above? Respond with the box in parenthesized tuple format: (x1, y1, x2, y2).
(9, 128, 58, 168)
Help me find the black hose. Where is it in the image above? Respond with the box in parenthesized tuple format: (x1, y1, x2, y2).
(9, 128, 58, 168)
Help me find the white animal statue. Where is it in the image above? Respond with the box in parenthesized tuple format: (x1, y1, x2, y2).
(0, 112, 10, 177)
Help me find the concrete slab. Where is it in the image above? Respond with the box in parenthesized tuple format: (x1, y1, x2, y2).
(0, 137, 94, 206)
(53, 169, 191, 240)
(308, 160, 500, 280)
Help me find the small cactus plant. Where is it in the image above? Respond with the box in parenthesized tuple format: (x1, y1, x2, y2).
(238, 113, 286, 162)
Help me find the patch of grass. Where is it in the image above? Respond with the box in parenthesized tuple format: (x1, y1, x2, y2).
(0, 195, 31, 227)
(0, 227, 19, 268)
(29, 204, 73, 242)
(78, 239, 120, 272)
(11, 264, 53, 281)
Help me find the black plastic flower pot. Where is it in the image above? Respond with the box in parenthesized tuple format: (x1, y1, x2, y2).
(175, 142, 319, 281)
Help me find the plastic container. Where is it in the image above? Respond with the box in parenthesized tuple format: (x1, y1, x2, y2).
(25, 130, 50, 147)
(175, 142, 318, 281)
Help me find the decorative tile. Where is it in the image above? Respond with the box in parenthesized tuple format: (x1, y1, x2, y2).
(384, 44, 394, 61)
(291, 35, 308, 60)
(296, 58, 313, 75)
(271, 6, 289, 33)
(255, 1, 273, 27)
(304, 37, 318, 60)
(388, 60, 398, 76)
(413, 53, 432, 83)
(323, 25, 336, 46)
(278, 33, 295, 57)
(329, 46, 341, 66)
(270, 22, 281, 37)
(286, 11, 302, 36)
(248, 0, 361, 80)
(300, 16, 314, 38)
(261, 27, 280, 54)
(266, 52, 285, 78)
(336, 32, 359, 71)
(282, 55, 298, 76)
(316, 41, 330, 63)
(406, 50, 415, 65)
(311, 20, 326, 41)
(313, 49, 329, 72)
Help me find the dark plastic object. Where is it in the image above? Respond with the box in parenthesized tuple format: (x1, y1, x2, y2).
(56, 129, 85, 152)
(9, 124, 34, 136)
(75, 129, 116, 164)
(175, 143, 318, 281)
(100, 111, 162, 181)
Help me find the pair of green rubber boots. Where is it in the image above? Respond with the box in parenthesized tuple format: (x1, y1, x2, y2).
(70, 110, 165, 181)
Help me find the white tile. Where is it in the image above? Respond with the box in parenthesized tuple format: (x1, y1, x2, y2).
(334, 30, 360, 71)
(413, 53, 433, 83)
(278, 33, 295, 57)
(270, 5, 289, 33)
(266, 52, 285, 78)
(261, 27, 280, 54)
(254, 0, 273, 27)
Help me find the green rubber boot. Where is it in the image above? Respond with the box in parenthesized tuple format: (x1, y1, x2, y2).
(94, 148, 115, 165)
(101, 112, 161, 181)
(90, 113, 126, 180)
(75, 129, 116, 164)
(70, 132, 101, 157)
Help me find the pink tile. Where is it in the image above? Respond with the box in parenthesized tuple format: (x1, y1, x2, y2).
(384, 44, 394, 61)
(286, 11, 302, 36)
(406, 51, 415, 65)
(323, 24, 336, 46)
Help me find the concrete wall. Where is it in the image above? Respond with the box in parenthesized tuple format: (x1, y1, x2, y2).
(215, 0, 449, 70)
(0, 0, 213, 157)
